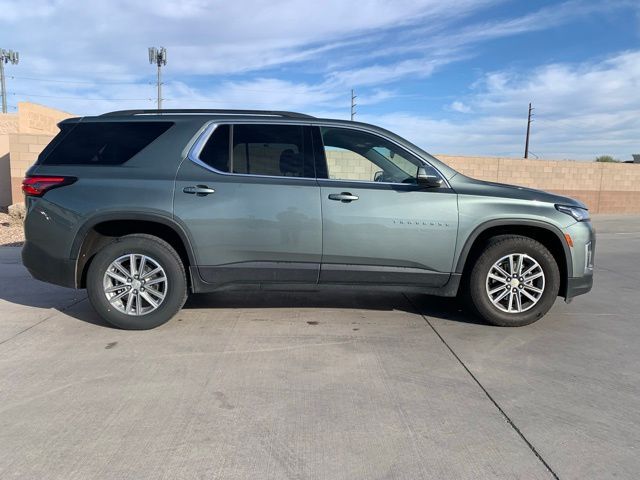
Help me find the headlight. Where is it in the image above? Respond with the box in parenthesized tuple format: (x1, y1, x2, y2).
(555, 204, 590, 222)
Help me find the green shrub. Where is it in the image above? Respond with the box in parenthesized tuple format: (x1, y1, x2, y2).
(595, 155, 619, 163)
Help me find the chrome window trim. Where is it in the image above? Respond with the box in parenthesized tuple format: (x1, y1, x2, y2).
(315, 177, 453, 188)
(187, 120, 451, 188)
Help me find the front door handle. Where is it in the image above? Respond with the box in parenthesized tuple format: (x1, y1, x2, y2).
(183, 185, 215, 196)
(328, 192, 359, 202)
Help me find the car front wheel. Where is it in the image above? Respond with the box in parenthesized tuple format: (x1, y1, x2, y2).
(468, 235, 560, 327)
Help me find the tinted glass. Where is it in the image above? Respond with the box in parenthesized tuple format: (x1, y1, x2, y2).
(232, 124, 310, 177)
(40, 122, 172, 165)
(320, 127, 433, 184)
(199, 124, 230, 171)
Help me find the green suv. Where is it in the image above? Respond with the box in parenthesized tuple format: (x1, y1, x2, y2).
(21, 109, 594, 329)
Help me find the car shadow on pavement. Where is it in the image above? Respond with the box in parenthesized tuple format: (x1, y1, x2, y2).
(0, 273, 485, 329)
(61, 291, 485, 329)
(406, 294, 487, 326)
(183, 290, 417, 311)
(182, 290, 487, 325)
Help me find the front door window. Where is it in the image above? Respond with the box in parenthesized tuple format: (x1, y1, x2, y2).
(320, 127, 440, 184)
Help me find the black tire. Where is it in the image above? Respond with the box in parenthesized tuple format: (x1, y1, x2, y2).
(86, 234, 187, 330)
(467, 235, 560, 327)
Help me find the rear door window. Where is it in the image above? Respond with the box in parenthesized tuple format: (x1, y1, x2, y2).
(197, 124, 314, 178)
(198, 124, 230, 172)
(40, 121, 173, 165)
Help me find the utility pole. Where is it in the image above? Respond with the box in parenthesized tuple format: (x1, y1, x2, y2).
(0, 49, 19, 114)
(524, 102, 534, 159)
(148, 47, 167, 110)
(350, 89, 357, 121)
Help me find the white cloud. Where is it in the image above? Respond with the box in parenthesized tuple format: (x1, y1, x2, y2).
(449, 101, 472, 113)
(2, 0, 621, 94)
(2, 0, 638, 160)
(372, 51, 640, 160)
(0, 0, 508, 113)
(325, 56, 459, 89)
(328, 0, 629, 88)
(0, 0, 501, 78)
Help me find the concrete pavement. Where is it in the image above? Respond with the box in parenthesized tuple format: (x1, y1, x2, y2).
(0, 215, 638, 479)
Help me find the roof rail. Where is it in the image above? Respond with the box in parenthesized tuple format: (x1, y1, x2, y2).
(100, 109, 315, 119)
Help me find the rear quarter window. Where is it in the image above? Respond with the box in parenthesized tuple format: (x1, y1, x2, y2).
(39, 121, 173, 165)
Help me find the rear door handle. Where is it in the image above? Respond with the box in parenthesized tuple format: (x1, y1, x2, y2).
(328, 192, 359, 202)
(183, 185, 215, 196)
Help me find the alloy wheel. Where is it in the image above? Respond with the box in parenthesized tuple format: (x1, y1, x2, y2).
(485, 253, 545, 313)
(102, 253, 168, 316)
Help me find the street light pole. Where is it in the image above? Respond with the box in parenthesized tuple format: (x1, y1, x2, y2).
(148, 47, 167, 110)
(0, 49, 20, 114)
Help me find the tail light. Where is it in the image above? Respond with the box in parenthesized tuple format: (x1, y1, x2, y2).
(22, 176, 77, 197)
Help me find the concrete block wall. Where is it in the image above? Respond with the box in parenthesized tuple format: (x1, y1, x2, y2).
(17, 102, 73, 135)
(0, 114, 19, 136)
(0, 103, 74, 206)
(597, 163, 640, 213)
(326, 150, 376, 181)
(0, 114, 19, 207)
(2, 105, 638, 214)
(438, 155, 640, 214)
(8, 133, 56, 202)
(326, 151, 640, 213)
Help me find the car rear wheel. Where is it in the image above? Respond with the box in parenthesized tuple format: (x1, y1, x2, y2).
(86, 234, 187, 330)
(468, 235, 560, 327)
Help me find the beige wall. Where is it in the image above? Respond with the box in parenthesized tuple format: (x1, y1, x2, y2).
(3, 104, 639, 213)
(0, 113, 19, 135)
(1, 103, 74, 206)
(0, 114, 20, 206)
(326, 149, 378, 181)
(17, 102, 74, 135)
(9, 133, 57, 203)
(0, 135, 13, 207)
(326, 151, 640, 214)
(438, 155, 640, 214)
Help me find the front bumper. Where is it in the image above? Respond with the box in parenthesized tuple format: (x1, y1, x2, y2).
(566, 273, 593, 300)
(563, 220, 595, 300)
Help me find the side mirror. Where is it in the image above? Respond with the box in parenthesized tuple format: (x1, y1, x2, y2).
(373, 170, 384, 182)
(416, 167, 443, 188)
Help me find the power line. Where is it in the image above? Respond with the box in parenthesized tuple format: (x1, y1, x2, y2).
(8, 73, 396, 103)
(8, 74, 350, 95)
(9, 92, 304, 105)
(172, 97, 307, 105)
(9, 75, 144, 85)
(10, 92, 152, 101)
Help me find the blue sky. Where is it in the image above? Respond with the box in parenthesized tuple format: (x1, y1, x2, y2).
(2, 0, 639, 159)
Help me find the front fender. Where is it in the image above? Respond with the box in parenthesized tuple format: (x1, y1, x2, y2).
(454, 218, 573, 280)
